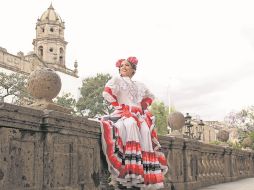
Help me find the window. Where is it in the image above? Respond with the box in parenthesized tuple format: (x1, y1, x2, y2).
(59, 48, 64, 65)
(50, 27, 54, 32)
(49, 48, 53, 52)
(38, 46, 43, 57)
(60, 48, 64, 54)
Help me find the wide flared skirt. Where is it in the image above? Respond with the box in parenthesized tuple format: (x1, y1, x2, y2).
(101, 116, 168, 189)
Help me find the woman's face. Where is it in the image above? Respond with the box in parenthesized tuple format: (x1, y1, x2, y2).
(120, 61, 134, 77)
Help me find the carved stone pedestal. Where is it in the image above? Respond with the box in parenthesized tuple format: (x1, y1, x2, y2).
(28, 99, 71, 114)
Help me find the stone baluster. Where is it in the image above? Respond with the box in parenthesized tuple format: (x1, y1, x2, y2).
(213, 153, 219, 183)
(204, 152, 210, 183)
(211, 153, 216, 184)
(251, 152, 254, 176)
(217, 148, 225, 182)
(208, 153, 213, 182)
(215, 148, 224, 183)
(231, 150, 237, 180)
(200, 152, 208, 187)
(218, 153, 224, 181)
(247, 153, 251, 176)
(198, 152, 204, 183)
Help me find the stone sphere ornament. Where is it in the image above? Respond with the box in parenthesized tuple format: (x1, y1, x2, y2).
(26, 68, 70, 113)
(27, 68, 61, 101)
(242, 137, 253, 148)
(168, 111, 185, 130)
(217, 130, 229, 142)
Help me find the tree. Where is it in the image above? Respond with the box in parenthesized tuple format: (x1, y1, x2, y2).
(149, 101, 169, 136)
(54, 92, 77, 113)
(76, 73, 113, 118)
(224, 106, 254, 148)
(224, 106, 254, 132)
(0, 71, 33, 105)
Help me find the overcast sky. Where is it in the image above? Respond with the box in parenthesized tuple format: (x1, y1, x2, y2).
(1, 0, 254, 121)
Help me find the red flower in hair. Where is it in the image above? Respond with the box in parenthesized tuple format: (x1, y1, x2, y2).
(115, 59, 125, 68)
(127, 57, 138, 65)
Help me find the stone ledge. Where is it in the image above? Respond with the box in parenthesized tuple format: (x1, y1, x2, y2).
(0, 102, 43, 129)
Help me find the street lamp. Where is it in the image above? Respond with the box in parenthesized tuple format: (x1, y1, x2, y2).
(184, 113, 193, 138)
(197, 119, 205, 140)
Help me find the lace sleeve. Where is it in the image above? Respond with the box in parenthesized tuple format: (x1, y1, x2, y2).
(102, 77, 120, 104)
(141, 83, 155, 110)
(144, 86, 155, 101)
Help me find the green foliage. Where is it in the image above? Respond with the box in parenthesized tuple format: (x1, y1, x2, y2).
(0, 71, 33, 105)
(54, 92, 76, 113)
(209, 140, 221, 145)
(249, 131, 254, 141)
(227, 141, 243, 150)
(237, 128, 249, 144)
(77, 73, 113, 118)
(168, 105, 176, 114)
(209, 140, 243, 150)
(150, 101, 169, 136)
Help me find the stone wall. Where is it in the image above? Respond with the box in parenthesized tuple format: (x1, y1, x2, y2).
(0, 48, 77, 77)
(0, 102, 254, 190)
(0, 48, 35, 75)
(0, 103, 101, 190)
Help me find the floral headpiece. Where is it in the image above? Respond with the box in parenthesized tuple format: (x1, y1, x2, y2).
(115, 56, 138, 68)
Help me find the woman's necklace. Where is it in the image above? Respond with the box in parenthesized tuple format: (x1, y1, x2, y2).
(121, 77, 139, 102)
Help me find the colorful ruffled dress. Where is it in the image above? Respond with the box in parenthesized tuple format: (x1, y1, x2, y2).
(101, 76, 168, 189)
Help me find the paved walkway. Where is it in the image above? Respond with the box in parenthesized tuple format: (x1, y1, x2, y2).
(198, 178, 254, 190)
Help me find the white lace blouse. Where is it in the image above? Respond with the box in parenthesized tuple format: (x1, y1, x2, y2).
(103, 76, 154, 108)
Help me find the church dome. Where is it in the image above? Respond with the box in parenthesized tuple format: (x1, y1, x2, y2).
(39, 3, 63, 24)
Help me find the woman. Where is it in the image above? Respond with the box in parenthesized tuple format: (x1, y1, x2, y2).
(101, 57, 168, 189)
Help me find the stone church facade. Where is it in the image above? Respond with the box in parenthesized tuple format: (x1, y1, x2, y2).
(0, 4, 78, 77)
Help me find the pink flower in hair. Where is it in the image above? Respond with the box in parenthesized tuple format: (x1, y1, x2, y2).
(116, 59, 125, 68)
(127, 57, 138, 65)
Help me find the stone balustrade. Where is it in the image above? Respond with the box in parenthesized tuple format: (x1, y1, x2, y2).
(0, 102, 254, 190)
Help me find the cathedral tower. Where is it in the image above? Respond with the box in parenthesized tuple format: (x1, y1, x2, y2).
(33, 3, 67, 67)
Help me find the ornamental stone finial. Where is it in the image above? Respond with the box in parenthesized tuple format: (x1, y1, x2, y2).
(168, 111, 185, 138)
(242, 137, 253, 149)
(27, 68, 70, 113)
(27, 68, 61, 101)
(217, 130, 229, 142)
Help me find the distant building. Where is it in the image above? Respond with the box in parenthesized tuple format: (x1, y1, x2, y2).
(178, 119, 238, 143)
(180, 119, 217, 143)
(0, 3, 78, 77)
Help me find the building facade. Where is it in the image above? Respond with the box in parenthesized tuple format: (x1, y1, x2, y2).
(0, 4, 77, 77)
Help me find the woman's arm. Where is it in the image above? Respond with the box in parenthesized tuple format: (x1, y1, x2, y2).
(141, 85, 155, 111)
(102, 77, 120, 105)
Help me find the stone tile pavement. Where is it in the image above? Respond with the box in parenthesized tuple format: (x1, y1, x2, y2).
(198, 178, 254, 190)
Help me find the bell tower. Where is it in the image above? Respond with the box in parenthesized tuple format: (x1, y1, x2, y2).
(33, 3, 67, 67)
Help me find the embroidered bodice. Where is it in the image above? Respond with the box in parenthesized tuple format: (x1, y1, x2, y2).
(103, 76, 154, 107)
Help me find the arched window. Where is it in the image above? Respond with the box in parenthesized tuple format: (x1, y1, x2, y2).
(59, 48, 64, 65)
(38, 46, 43, 57)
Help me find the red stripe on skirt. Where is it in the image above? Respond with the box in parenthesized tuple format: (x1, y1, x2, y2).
(144, 173, 164, 184)
(102, 121, 122, 170)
